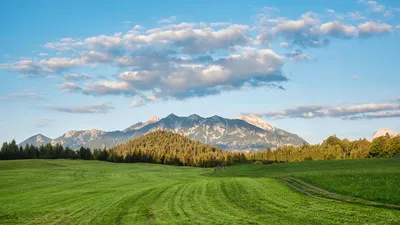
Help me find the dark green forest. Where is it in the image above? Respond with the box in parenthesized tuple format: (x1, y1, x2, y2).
(1, 130, 399, 167)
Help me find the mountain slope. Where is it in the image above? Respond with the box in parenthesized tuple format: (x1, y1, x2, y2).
(19, 134, 51, 147)
(372, 128, 399, 140)
(50, 129, 106, 150)
(21, 114, 307, 151)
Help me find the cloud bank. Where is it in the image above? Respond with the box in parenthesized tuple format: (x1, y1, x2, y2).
(49, 103, 114, 114)
(1, 1, 397, 107)
(244, 101, 400, 120)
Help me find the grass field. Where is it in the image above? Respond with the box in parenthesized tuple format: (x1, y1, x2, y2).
(0, 159, 399, 224)
(212, 158, 400, 205)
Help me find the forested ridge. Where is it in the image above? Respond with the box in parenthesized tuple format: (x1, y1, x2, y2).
(1, 130, 399, 167)
(108, 130, 246, 167)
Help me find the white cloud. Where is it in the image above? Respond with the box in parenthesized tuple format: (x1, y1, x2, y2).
(347, 111, 400, 119)
(1, 51, 113, 76)
(60, 38, 75, 42)
(383, 10, 393, 18)
(44, 38, 85, 51)
(365, 0, 385, 12)
(85, 34, 122, 51)
(80, 51, 112, 63)
(58, 82, 82, 93)
(39, 53, 48, 56)
(351, 75, 360, 80)
(133, 25, 143, 30)
(39, 57, 82, 72)
(247, 101, 400, 120)
(123, 24, 251, 54)
(63, 73, 93, 80)
(129, 98, 146, 107)
(0, 89, 44, 100)
(271, 13, 318, 35)
(210, 22, 230, 27)
(82, 81, 138, 96)
(118, 71, 161, 90)
(358, 21, 392, 37)
(9, 60, 45, 75)
(326, 9, 335, 13)
(49, 103, 114, 114)
(157, 16, 177, 24)
(160, 22, 196, 30)
(320, 21, 356, 38)
(79, 48, 286, 102)
(268, 12, 330, 48)
(261, 6, 279, 13)
(346, 12, 366, 21)
(284, 50, 312, 61)
(279, 42, 289, 48)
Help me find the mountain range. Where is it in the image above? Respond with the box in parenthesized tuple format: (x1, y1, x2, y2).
(19, 114, 307, 151)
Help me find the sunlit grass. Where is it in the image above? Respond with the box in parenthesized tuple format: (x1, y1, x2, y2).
(0, 159, 399, 224)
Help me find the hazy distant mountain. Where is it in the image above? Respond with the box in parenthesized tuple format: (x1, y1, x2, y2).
(20, 114, 307, 151)
(19, 134, 51, 147)
(372, 128, 399, 140)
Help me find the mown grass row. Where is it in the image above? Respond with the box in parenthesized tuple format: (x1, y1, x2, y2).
(280, 176, 400, 210)
(212, 158, 400, 205)
(0, 159, 399, 224)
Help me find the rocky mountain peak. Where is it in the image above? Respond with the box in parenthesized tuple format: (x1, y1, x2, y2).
(64, 130, 78, 138)
(236, 114, 275, 131)
(188, 114, 203, 120)
(372, 128, 399, 140)
(123, 116, 160, 132)
(148, 116, 160, 123)
(166, 113, 178, 119)
(86, 129, 105, 136)
(18, 134, 51, 147)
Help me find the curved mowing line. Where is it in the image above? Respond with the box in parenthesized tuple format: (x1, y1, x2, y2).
(2, 160, 400, 224)
(280, 177, 400, 210)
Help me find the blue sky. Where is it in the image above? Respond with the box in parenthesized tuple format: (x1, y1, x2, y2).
(1, 0, 399, 144)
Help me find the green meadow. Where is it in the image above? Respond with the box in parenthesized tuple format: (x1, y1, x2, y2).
(0, 159, 399, 224)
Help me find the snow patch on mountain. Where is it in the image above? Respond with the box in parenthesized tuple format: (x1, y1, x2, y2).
(36, 134, 45, 143)
(236, 115, 275, 131)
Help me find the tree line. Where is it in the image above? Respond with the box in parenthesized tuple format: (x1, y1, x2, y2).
(248, 133, 400, 163)
(0, 140, 94, 160)
(1, 131, 399, 167)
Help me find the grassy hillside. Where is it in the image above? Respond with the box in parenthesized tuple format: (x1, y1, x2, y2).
(212, 158, 400, 205)
(0, 159, 399, 224)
